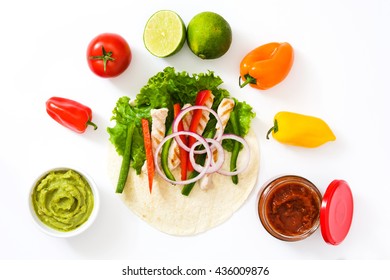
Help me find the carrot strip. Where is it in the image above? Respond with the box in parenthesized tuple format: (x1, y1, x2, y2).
(141, 118, 154, 193)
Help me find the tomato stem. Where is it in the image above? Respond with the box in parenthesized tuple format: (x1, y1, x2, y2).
(89, 46, 115, 72)
(239, 74, 257, 88)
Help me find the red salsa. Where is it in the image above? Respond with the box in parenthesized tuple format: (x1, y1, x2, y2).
(266, 183, 320, 236)
(258, 176, 322, 241)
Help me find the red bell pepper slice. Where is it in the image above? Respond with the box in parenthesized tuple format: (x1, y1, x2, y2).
(141, 118, 154, 193)
(174, 103, 188, 180)
(187, 89, 212, 171)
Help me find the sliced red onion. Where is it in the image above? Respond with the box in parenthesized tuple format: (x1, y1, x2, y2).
(154, 131, 212, 185)
(172, 105, 224, 153)
(217, 134, 251, 176)
(189, 138, 225, 174)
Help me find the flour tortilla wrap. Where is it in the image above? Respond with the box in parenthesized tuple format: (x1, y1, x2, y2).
(108, 129, 259, 236)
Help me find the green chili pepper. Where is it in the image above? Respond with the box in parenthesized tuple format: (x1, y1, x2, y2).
(116, 122, 135, 193)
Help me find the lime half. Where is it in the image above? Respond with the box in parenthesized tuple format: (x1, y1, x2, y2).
(143, 10, 186, 58)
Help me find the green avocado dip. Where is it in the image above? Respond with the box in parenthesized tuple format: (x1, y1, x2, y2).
(32, 169, 94, 232)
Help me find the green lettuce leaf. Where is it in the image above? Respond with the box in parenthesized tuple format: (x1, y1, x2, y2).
(107, 96, 147, 174)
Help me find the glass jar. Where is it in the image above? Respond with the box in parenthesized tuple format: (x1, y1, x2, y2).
(258, 175, 322, 242)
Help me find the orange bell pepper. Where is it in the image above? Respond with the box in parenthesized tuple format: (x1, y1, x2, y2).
(239, 42, 294, 90)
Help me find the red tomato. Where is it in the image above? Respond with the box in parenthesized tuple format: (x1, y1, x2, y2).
(86, 33, 132, 78)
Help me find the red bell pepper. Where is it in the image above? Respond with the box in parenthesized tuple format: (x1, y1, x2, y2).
(174, 103, 188, 180)
(188, 89, 212, 171)
(46, 97, 97, 133)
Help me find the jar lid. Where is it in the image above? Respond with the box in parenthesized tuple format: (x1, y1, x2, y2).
(320, 180, 353, 245)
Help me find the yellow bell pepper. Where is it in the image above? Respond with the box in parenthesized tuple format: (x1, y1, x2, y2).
(266, 111, 336, 148)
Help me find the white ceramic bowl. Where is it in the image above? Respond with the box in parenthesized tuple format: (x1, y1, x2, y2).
(28, 167, 100, 238)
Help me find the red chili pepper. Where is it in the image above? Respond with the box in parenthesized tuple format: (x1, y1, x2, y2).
(46, 97, 98, 133)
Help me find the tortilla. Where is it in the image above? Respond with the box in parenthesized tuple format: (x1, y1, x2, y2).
(108, 129, 259, 236)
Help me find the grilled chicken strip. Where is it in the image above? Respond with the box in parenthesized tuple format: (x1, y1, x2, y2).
(151, 108, 169, 155)
(199, 98, 235, 190)
(215, 98, 235, 137)
(195, 94, 214, 136)
(182, 103, 193, 131)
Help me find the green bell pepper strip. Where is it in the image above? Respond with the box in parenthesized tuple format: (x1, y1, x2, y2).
(229, 108, 240, 184)
(116, 122, 135, 193)
(160, 126, 176, 182)
(181, 154, 206, 196)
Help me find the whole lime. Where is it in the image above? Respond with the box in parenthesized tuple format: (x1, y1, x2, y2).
(187, 11, 232, 59)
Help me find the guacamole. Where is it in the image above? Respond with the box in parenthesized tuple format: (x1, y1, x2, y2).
(32, 169, 94, 232)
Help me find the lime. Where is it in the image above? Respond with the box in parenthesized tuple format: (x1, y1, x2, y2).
(187, 11, 232, 59)
(143, 10, 186, 58)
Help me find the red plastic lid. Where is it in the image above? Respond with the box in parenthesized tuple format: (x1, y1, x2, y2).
(320, 180, 353, 245)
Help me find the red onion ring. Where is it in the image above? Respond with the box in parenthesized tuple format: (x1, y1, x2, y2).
(172, 105, 224, 153)
(189, 138, 225, 174)
(217, 134, 250, 176)
(154, 131, 212, 185)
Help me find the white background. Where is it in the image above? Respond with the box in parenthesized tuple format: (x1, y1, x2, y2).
(1, 0, 389, 262)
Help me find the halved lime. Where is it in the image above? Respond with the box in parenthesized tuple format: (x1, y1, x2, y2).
(143, 10, 186, 58)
